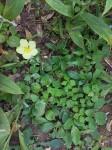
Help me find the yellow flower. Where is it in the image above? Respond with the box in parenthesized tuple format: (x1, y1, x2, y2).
(16, 39, 38, 59)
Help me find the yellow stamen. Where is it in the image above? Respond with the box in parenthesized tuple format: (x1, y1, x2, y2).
(24, 47, 31, 53)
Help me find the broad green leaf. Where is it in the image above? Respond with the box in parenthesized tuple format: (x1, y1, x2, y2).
(40, 139, 64, 149)
(35, 101, 46, 117)
(94, 112, 107, 125)
(0, 73, 23, 94)
(69, 30, 85, 49)
(7, 36, 20, 47)
(64, 118, 73, 130)
(39, 122, 54, 132)
(71, 126, 81, 145)
(94, 98, 106, 110)
(85, 109, 94, 117)
(0, 108, 10, 146)
(19, 130, 28, 150)
(3, 0, 25, 20)
(81, 12, 112, 45)
(45, 0, 73, 18)
(45, 110, 55, 121)
(102, 0, 112, 16)
(88, 118, 97, 130)
(0, 34, 6, 43)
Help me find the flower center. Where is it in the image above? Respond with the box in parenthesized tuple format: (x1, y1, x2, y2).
(24, 47, 31, 53)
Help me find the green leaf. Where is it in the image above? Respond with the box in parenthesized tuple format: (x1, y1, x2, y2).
(0, 108, 10, 146)
(102, 0, 112, 16)
(45, 110, 55, 121)
(71, 126, 81, 145)
(31, 94, 38, 102)
(85, 109, 94, 117)
(7, 36, 20, 47)
(81, 12, 112, 45)
(83, 86, 91, 94)
(88, 118, 97, 130)
(0, 73, 23, 95)
(67, 71, 79, 80)
(64, 118, 73, 130)
(39, 122, 54, 132)
(69, 30, 85, 49)
(19, 130, 28, 150)
(40, 139, 64, 149)
(35, 101, 46, 117)
(34, 117, 47, 125)
(94, 112, 107, 125)
(45, 43, 57, 51)
(45, 0, 73, 17)
(94, 98, 106, 110)
(0, 34, 6, 44)
(3, 0, 25, 20)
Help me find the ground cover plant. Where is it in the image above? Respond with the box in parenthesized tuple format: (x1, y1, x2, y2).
(0, 0, 112, 149)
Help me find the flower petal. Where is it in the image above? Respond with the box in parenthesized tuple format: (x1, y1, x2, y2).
(22, 53, 32, 59)
(31, 48, 38, 56)
(16, 47, 24, 54)
(20, 39, 28, 47)
(29, 41, 36, 48)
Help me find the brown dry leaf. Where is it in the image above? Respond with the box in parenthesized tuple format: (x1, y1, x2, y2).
(41, 12, 54, 22)
(12, 122, 18, 133)
(9, 73, 21, 82)
(0, 46, 8, 55)
(36, 24, 43, 38)
(106, 120, 112, 132)
(14, 15, 21, 25)
(25, 0, 31, 4)
(25, 29, 32, 39)
(105, 57, 112, 68)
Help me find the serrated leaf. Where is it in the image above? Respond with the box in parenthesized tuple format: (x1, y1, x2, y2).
(81, 12, 112, 45)
(35, 101, 46, 117)
(45, 0, 73, 18)
(40, 139, 64, 149)
(94, 112, 107, 125)
(45, 110, 55, 121)
(71, 126, 81, 145)
(64, 118, 73, 130)
(0, 73, 23, 95)
(39, 122, 54, 132)
(94, 98, 106, 110)
(102, 0, 112, 16)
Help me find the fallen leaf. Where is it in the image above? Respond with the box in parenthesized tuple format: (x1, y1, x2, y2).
(25, 29, 32, 39)
(25, 0, 31, 4)
(105, 57, 112, 68)
(14, 15, 21, 25)
(36, 24, 43, 38)
(41, 12, 54, 22)
(9, 73, 21, 82)
(106, 120, 112, 132)
(0, 46, 8, 55)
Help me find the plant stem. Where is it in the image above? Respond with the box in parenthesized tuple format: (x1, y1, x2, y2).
(0, 18, 4, 30)
(26, 34, 39, 40)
